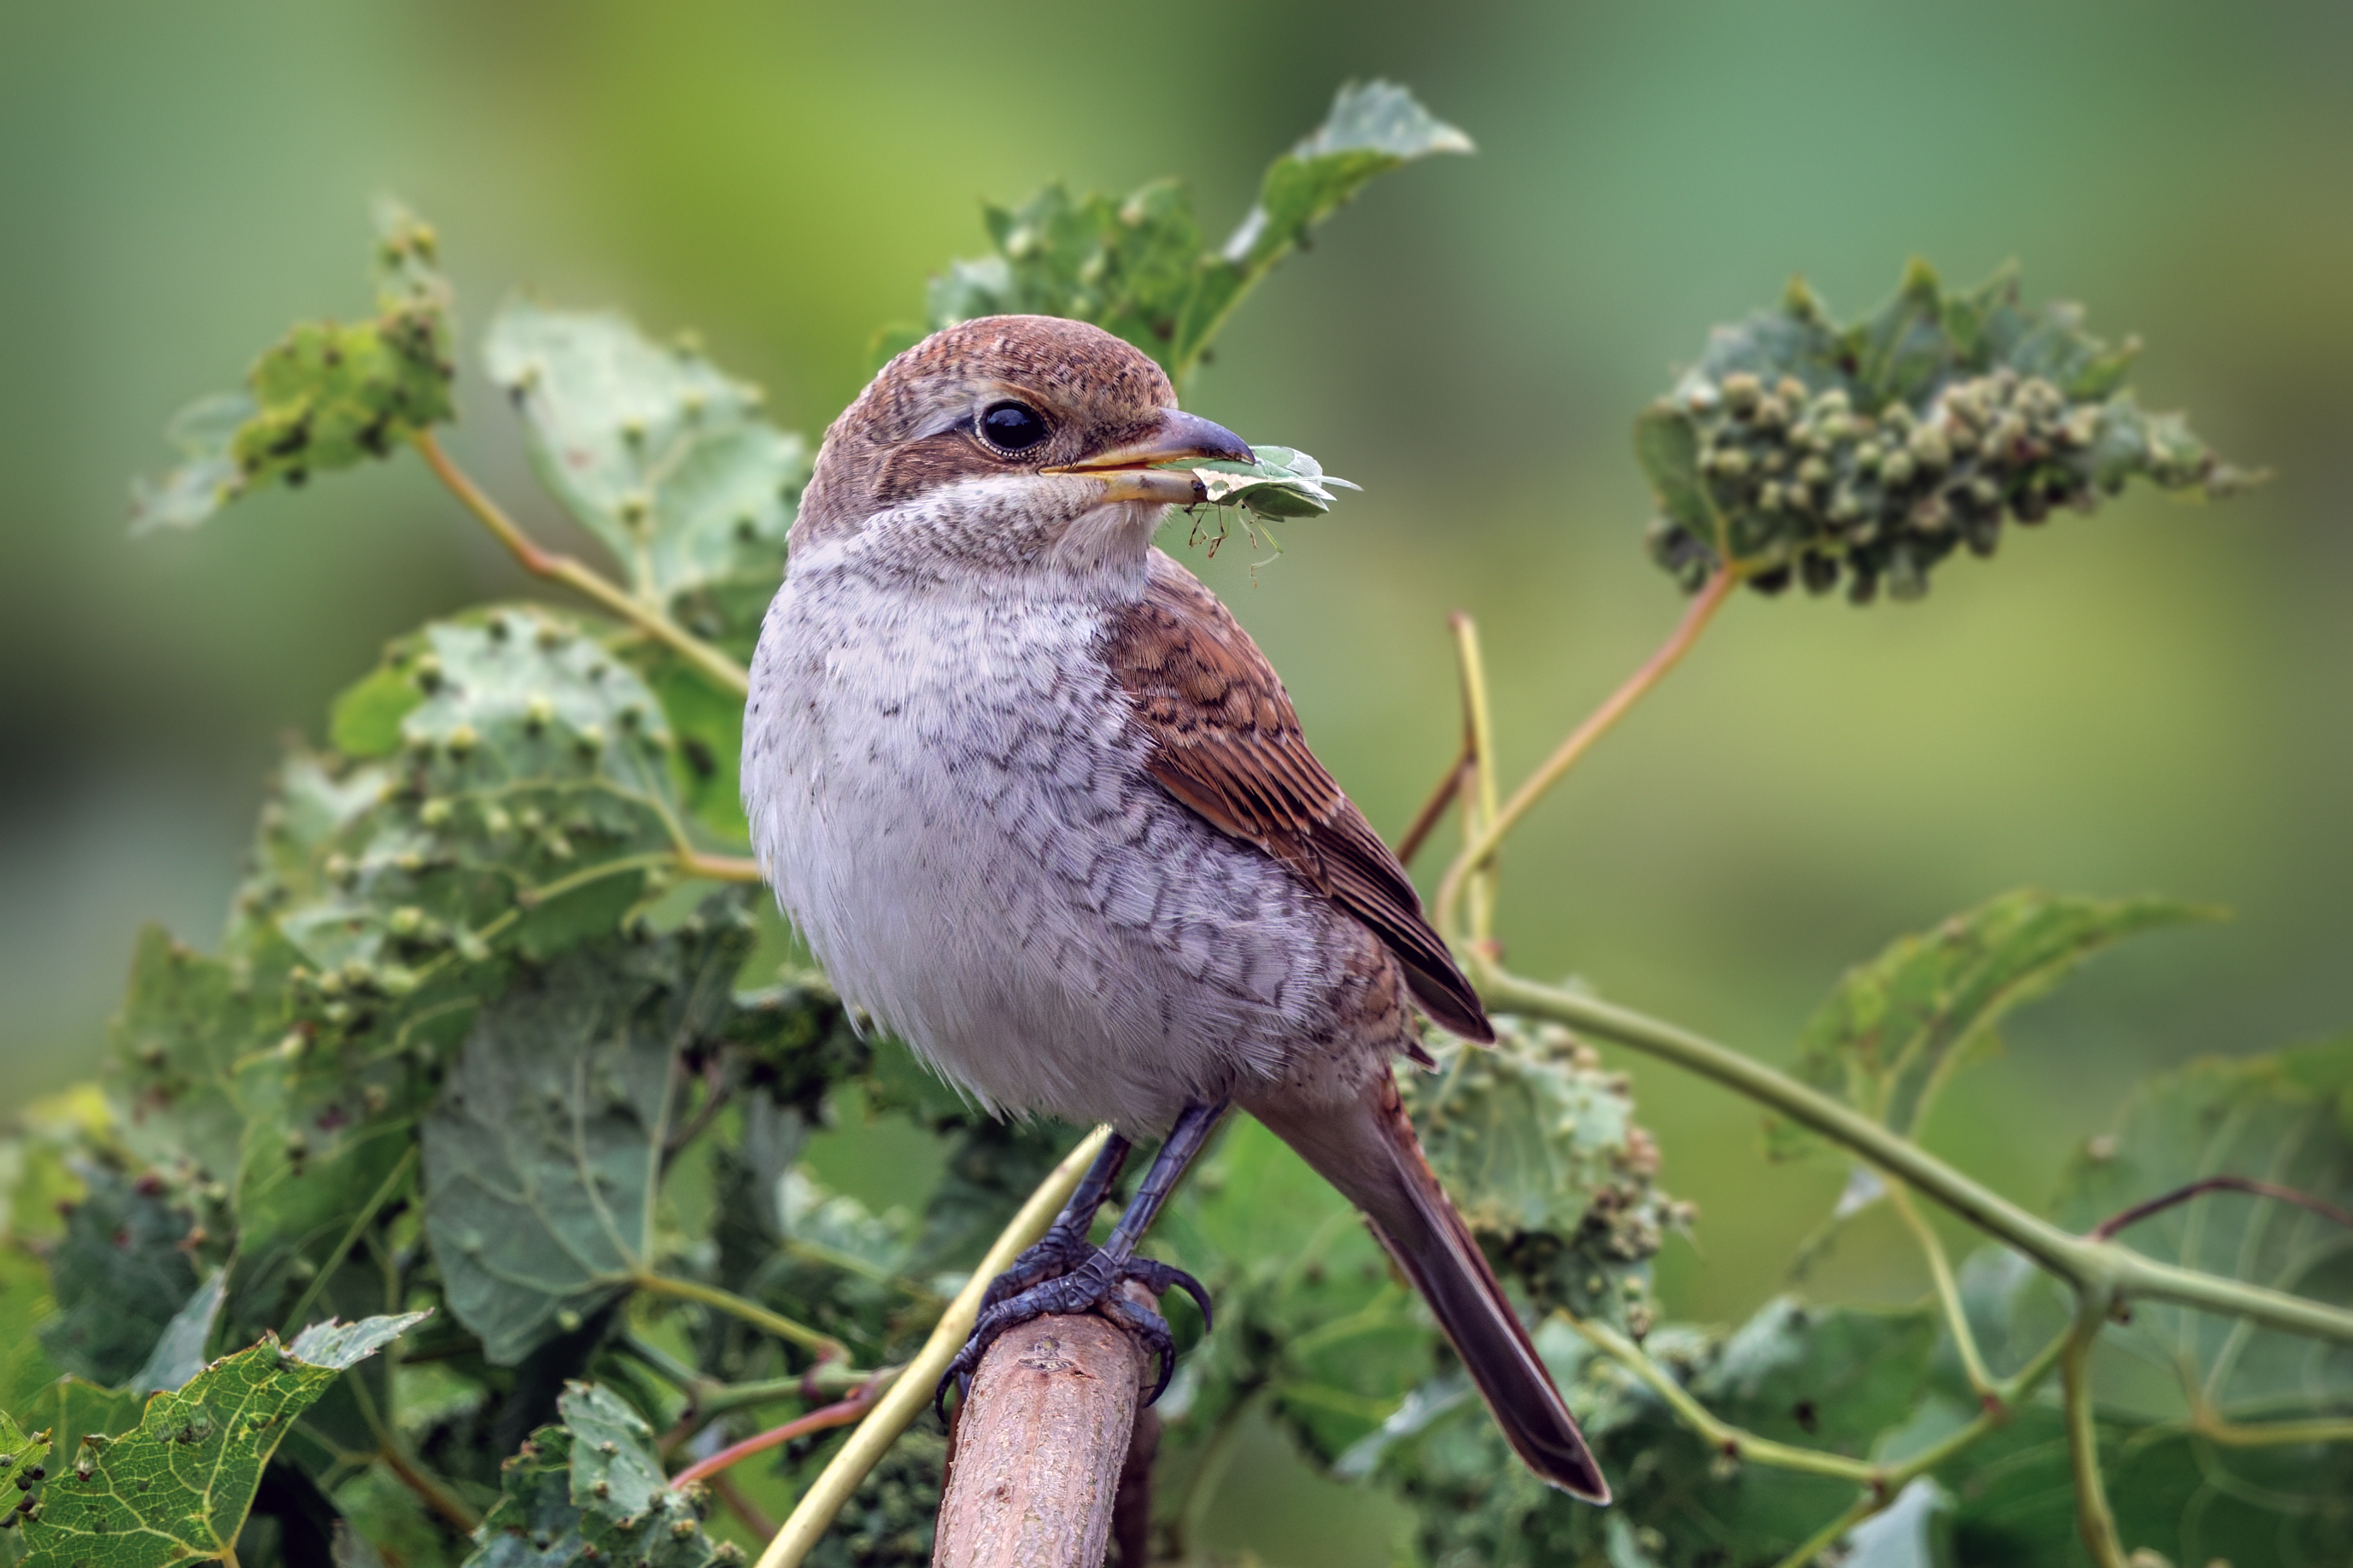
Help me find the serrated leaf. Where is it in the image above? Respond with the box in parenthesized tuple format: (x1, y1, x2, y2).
(132, 203, 453, 532)
(482, 301, 807, 643)
(1403, 1015, 1680, 1334)
(0, 1412, 51, 1510)
(289, 1310, 433, 1371)
(1771, 890, 2210, 1162)
(1641, 260, 2261, 601)
(908, 80, 1466, 386)
(37, 1164, 200, 1388)
(421, 907, 755, 1364)
(17, 1313, 420, 1568)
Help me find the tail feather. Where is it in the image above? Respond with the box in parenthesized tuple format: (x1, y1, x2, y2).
(1247, 1074, 1611, 1502)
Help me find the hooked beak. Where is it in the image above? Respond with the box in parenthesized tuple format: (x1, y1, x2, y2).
(1044, 408, 1256, 506)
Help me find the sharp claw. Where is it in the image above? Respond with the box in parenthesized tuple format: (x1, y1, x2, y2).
(933, 1245, 1214, 1414)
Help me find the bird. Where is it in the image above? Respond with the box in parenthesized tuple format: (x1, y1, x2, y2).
(741, 313, 1607, 1501)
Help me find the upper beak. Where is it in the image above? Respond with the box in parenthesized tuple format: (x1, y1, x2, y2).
(1044, 409, 1256, 506)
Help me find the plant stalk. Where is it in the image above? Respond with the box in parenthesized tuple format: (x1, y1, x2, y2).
(413, 430, 751, 697)
(1886, 1181, 1998, 1402)
(2061, 1302, 2129, 1568)
(631, 1271, 846, 1362)
(1435, 567, 1735, 938)
(755, 1124, 1115, 1568)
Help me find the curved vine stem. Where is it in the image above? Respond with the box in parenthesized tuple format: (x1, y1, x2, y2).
(1478, 965, 2353, 1350)
(413, 430, 751, 698)
(1885, 1180, 1999, 1403)
(2062, 1299, 2130, 1568)
(1434, 567, 1737, 939)
(630, 1270, 846, 1362)
(755, 1124, 1115, 1568)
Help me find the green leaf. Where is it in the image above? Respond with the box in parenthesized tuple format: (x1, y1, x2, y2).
(105, 926, 278, 1188)
(1176, 444, 1360, 522)
(1770, 890, 2211, 1161)
(1638, 260, 2262, 601)
(2056, 1037, 2353, 1435)
(0, 1249, 64, 1417)
(1367, 1301, 1940, 1568)
(557, 1384, 726, 1565)
(129, 1273, 225, 1395)
(132, 203, 454, 532)
(1403, 1015, 1684, 1334)
(17, 1312, 424, 1568)
(481, 301, 808, 644)
(37, 1163, 200, 1388)
(421, 905, 757, 1364)
(465, 1427, 582, 1566)
(906, 80, 1467, 385)
(0, 1411, 52, 1514)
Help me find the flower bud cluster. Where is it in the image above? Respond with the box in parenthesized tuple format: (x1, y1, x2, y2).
(1648, 364, 2237, 602)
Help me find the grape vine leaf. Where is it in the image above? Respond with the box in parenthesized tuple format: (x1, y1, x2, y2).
(37, 1164, 200, 1388)
(1638, 260, 2259, 600)
(17, 1311, 425, 1568)
(1768, 889, 2211, 1161)
(456, 1386, 730, 1568)
(420, 904, 755, 1364)
(1364, 1300, 1940, 1568)
(1404, 1016, 1683, 1334)
(106, 927, 276, 1191)
(466, 1427, 582, 1566)
(481, 300, 809, 647)
(132, 201, 454, 531)
(895, 79, 1469, 385)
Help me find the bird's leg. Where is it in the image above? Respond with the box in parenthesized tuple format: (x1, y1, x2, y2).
(977, 1132, 1133, 1310)
(939, 1103, 1225, 1417)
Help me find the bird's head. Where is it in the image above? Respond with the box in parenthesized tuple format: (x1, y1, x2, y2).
(791, 315, 1252, 583)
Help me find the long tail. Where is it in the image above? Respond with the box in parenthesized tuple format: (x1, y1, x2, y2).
(1246, 1072, 1610, 1501)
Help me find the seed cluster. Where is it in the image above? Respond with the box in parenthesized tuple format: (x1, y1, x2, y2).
(1649, 366, 2234, 602)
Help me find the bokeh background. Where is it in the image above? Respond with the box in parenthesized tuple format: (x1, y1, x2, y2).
(3, 2, 2349, 1558)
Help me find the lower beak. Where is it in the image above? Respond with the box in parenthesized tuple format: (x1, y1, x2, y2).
(1044, 409, 1255, 506)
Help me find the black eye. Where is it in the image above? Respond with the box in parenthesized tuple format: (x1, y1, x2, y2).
(979, 400, 1050, 454)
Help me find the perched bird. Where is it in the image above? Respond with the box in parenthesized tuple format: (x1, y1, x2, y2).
(742, 314, 1607, 1501)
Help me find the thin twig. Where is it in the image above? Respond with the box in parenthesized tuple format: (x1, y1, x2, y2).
(1393, 746, 1472, 868)
(631, 1271, 847, 1362)
(708, 1470, 778, 1541)
(754, 1125, 1115, 1568)
(2061, 1302, 2129, 1568)
(1886, 1182, 1999, 1404)
(678, 849, 765, 883)
(412, 430, 751, 697)
(669, 1372, 897, 1489)
(1768, 1492, 1878, 1568)
(1436, 568, 1736, 938)
(2092, 1174, 2353, 1242)
(1448, 613, 1502, 952)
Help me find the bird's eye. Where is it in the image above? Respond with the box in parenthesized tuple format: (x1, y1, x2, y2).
(978, 400, 1050, 454)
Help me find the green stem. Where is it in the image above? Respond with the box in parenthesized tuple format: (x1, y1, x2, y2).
(413, 430, 750, 698)
(2062, 1302, 2129, 1568)
(1483, 967, 2353, 1351)
(685, 1363, 894, 1425)
(1886, 1181, 1998, 1402)
(1768, 1494, 1876, 1568)
(279, 1145, 417, 1337)
(754, 1125, 1115, 1568)
(1435, 567, 1736, 939)
(1447, 612, 1502, 951)
(630, 1271, 847, 1362)
(1563, 1314, 1878, 1483)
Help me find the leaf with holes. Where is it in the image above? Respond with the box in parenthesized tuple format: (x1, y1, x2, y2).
(16, 1312, 424, 1568)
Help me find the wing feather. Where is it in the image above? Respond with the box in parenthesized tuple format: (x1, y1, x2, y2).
(1103, 552, 1494, 1044)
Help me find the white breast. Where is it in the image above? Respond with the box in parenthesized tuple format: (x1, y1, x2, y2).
(741, 532, 1352, 1132)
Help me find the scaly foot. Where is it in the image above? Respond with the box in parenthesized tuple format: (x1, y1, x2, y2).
(936, 1246, 1212, 1419)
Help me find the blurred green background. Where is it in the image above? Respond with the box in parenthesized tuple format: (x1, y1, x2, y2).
(3, 2, 2348, 1557)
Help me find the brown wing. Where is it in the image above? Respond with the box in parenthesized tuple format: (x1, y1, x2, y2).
(1103, 553, 1494, 1044)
